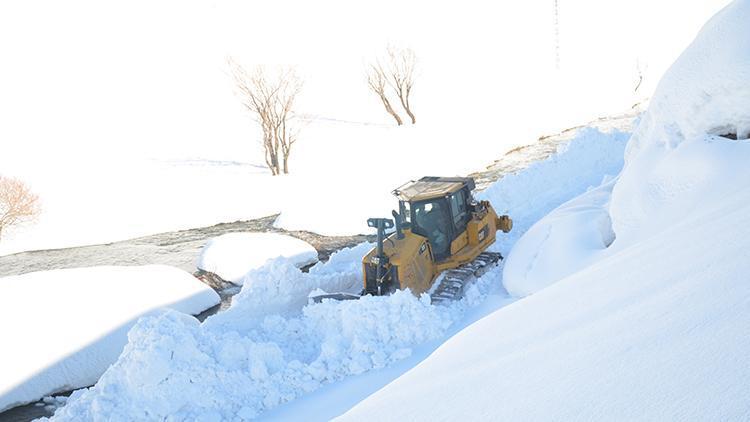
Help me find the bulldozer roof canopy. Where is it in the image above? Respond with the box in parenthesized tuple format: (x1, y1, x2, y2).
(393, 176, 476, 202)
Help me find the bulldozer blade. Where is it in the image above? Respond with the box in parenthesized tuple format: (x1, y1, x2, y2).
(310, 292, 362, 304)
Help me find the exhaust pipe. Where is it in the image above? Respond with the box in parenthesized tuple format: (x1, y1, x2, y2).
(367, 217, 394, 295)
(497, 215, 513, 233)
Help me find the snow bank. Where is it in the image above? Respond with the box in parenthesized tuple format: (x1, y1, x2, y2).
(503, 0, 750, 296)
(197, 232, 318, 284)
(502, 178, 616, 297)
(479, 127, 629, 254)
(206, 242, 373, 332)
(46, 243, 500, 421)
(0, 265, 219, 412)
(611, 0, 750, 247)
(477, 127, 628, 291)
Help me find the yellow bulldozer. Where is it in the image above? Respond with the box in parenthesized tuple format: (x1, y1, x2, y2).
(315, 176, 512, 304)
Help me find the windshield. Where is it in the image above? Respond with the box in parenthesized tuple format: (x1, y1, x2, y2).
(410, 198, 451, 260)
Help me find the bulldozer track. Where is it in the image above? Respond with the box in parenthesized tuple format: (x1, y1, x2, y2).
(430, 252, 503, 304)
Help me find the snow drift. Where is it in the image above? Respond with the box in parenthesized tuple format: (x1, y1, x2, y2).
(502, 178, 617, 297)
(479, 127, 629, 255)
(339, 2, 750, 420)
(504, 0, 750, 295)
(610, 0, 750, 247)
(0, 265, 219, 412)
(197, 232, 318, 284)
(483, 127, 628, 296)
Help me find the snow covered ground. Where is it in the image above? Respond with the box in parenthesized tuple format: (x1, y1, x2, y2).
(0, 265, 219, 412)
(41, 121, 629, 420)
(197, 233, 318, 284)
(0, 0, 728, 256)
(337, 1, 750, 420)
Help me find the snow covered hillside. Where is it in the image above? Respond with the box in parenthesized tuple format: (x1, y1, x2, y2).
(0, 265, 219, 412)
(341, 197, 750, 421)
(339, 1, 750, 420)
(0, 0, 728, 256)
(42, 122, 629, 420)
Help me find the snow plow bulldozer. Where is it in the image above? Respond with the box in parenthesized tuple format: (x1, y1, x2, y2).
(314, 177, 512, 304)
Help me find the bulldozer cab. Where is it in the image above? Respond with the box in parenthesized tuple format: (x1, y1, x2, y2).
(394, 177, 475, 261)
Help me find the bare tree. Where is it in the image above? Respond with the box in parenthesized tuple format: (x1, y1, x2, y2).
(385, 46, 417, 124)
(367, 46, 417, 125)
(0, 176, 40, 241)
(367, 62, 403, 126)
(228, 58, 302, 175)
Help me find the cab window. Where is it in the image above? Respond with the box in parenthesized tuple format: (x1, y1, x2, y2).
(411, 198, 452, 260)
(449, 189, 470, 230)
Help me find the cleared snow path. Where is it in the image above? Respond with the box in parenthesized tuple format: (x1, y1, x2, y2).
(45, 121, 632, 421)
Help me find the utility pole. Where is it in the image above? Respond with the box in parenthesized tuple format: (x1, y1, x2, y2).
(553, 0, 561, 70)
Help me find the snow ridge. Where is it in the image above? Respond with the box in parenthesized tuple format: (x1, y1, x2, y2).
(47, 251, 499, 421)
(480, 126, 630, 255)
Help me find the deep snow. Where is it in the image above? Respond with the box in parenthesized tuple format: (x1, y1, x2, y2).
(339, 190, 750, 421)
(0, 265, 219, 412)
(339, 1, 750, 420)
(503, 177, 618, 296)
(196, 232, 318, 284)
(610, 0, 750, 248)
(504, 0, 750, 296)
(478, 127, 629, 255)
(44, 123, 629, 420)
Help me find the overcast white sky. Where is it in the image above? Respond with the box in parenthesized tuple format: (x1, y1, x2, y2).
(0, 0, 730, 166)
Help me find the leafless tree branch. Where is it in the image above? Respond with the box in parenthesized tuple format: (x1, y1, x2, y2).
(228, 57, 302, 175)
(367, 62, 403, 126)
(385, 46, 417, 124)
(0, 176, 40, 241)
(366, 46, 417, 125)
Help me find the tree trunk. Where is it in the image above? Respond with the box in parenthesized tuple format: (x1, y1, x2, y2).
(381, 94, 403, 125)
(405, 108, 416, 124)
(272, 154, 280, 175)
(269, 148, 280, 176)
(399, 95, 416, 124)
